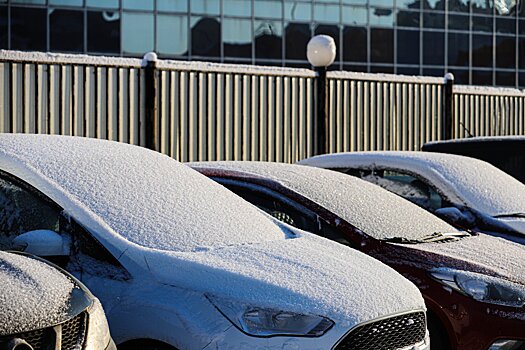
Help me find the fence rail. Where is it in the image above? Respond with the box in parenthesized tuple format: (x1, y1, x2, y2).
(0, 50, 524, 162)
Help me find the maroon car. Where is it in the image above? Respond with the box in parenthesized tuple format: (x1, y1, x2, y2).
(190, 161, 525, 350)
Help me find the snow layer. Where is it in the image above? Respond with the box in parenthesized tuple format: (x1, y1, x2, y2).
(0, 134, 285, 252)
(425, 135, 525, 145)
(190, 161, 458, 241)
(0, 251, 74, 335)
(299, 151, 525, 217)
(327, 71, 444, 84)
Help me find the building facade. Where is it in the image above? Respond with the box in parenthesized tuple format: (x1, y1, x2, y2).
(0, 0, 524, 87)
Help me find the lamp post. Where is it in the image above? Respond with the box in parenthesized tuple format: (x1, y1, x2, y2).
(307, 35, 336, 156)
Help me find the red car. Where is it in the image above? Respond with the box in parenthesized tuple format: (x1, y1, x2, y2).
(191, 161, 525, 350)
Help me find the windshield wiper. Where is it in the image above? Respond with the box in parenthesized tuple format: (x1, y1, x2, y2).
(384, 231, 471, 244)
(494, 212, 525, 219)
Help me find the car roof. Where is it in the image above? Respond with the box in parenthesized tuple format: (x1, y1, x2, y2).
(298, 151, 525, 217)
(0, 134, 285, 253)
(190, 161, 458, 241)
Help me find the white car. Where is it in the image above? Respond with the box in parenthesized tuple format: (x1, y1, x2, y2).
(0, 134, 429, 350)
(0, 251, 115, 350)
(299, 151, 525, 244)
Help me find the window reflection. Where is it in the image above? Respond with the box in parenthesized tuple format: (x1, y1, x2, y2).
(423, 11, 444, 28)
(224, 0, 252, 17)
(342, 6, 367, 25)
(223, 18, 252, 58)
(157, 14, 188, 56)
(0, 6, 7, 49)
(397, 9, 420, 27)
(370, 7, 394, 26)
(495, 0, 517, 15)
(284, 2, 312, 21)
(496, 17, 516, 34)
(448, 32, 469, 66)
(50, 9, 84, 52)
(11, 0, 45, 4)
(520, 39, 525, 68)
(397, 0, 420, 9)
(472, 15, 493, 32)
(285, 22, 310, 60)
(314, 3, 340, 23)
(422, 68, 444, 76)
(496, 71, 515, 86)
(370, 28, 393, 63)
(369, 0, 393, 7)
(122, 12, 154, 54)
(448, 0, 470, 13)
(11, 7, 46, 51)
(450, 68, 469, 84)
(88, 11, 120, 53)
(191, 16, 220, 57)
(255, 0, 283, 19)
(49, 0, 82, 6)
(496, 36, 516, 68)
(448, 13, 469, 30)
(191, 0, 220, 16)
(87, 0, 119, 9)
(422, 31, 444, 65)
(422, 0, 444, 10)
(397, 29, 419, 64)
(255, 20, 282, 59)
(158, 0, 188, 12)
(122, 0, 153, 11)
(397, 67, 420, 75)
(343, 26, 367, 62)
(472, 34, 493, 67)
(472, 70, 493, 85)
(342, 0, 367, 6)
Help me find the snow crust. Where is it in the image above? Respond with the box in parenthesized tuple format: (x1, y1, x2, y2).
(190, 161, 458, 241)
(425, 135, 525, 145)
(454, 84, 525, 97)
(0, 251, 74, 335)
(0, 134, 286, 252)
(327, 71, 444, 84)
(299, 151, 525, 217)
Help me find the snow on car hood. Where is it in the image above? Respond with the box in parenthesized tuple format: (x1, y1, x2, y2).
(190, 161, 458, 242)
(0, 251, 74, 335)
(299, 151, 525, 217)
(147, 231, 426, 325)
(0, 134, 286, 252)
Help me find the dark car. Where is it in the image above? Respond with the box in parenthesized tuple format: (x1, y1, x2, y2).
(0, 250, 116, 350)
(191, 161, 525, 350)
(422, 136, 525, 184)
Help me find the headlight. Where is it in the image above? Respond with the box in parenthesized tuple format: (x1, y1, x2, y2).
(429, 268, 525, 307)
(207, 295, 334, 337)
(84, 298, 113, 350)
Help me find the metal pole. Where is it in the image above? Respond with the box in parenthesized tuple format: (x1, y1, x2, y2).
(316, 67, 327, 155)
(443, 73, 455, 140)
(143, 52, 158, 151)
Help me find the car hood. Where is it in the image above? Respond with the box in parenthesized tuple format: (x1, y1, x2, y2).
(399, 234, 525, 285)
(142, 231, 426, 327)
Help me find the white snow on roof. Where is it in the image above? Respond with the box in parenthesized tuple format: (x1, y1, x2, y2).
(299, 151, 525, 217)
(0, 251, 74, 335)
(0, 135, 286, 252)
(190, 161, 458, 241)
(327, 71, 444, 84)
(425, 135, 525, 145)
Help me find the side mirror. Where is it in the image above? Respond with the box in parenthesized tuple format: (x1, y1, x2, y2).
(435, 207, 476, 228)
(12, 230, 70, 257)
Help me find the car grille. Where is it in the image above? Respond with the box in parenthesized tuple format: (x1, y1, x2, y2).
(0, 312, 87, 350)
(334, 311, 427, 350)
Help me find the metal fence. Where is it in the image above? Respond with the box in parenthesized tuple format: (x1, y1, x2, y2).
(0, 50, 524, 163)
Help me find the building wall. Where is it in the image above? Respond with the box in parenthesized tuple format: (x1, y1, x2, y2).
(0, 0, 524, 88)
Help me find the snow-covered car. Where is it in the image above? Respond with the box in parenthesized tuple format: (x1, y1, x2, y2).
(299, 151, 525, 244)
(0, 250, 115, 350)
(191, 161, 525, 350)
(0, 135, 429, 350)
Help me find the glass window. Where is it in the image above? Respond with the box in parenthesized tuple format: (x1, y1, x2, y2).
(191, 0, 220, 16)
(285, 22, 310, 60)
(396, 0, 420, 10)
(122, 12, 154, 54)
(342, 0, 367, 5)
(87, 0, 119, 9)
(423, 11, 445, 28)
(422, 31, 444, 65)
(369, 0, 393, 7)
(472, 15, 493, 32)
(448, 0, 470, 13)
(423, 0, 444, 10)
(342, 6, 367, 25)
(157, 14, 188, 56)
(255, 20, 282, 59)
(157, 0, 188, 12)
(472, 0, 493, 14)
(122, 0, 153, 11)
(397, 10, 420, 27)
(344, 64, 367, 72)
(254, 0, 283, 19)
(343, 26, 367, 62)
(371, 65, 394, 73)
(518, 38, 525, 69)
(0, 6, 6, 49)
(11, 0, 45, 4)
(370, 7, 394, 26)
(496, 71, 516, 86)
(224, 0, 252, 17)
(284, 2, 311, 21)
(370, 28, 393, 63)
(49, 0, 82, 6)
(397, 67, 420, 75)
(191, 16, 220, 57)
(520, 19, 525, 35)
(519, 72, 525, 87)
(314, 3, 340, 23)
(448, 32, 469, 66)
(450, 68, 469, 84)
(496, 36, 516, 68)
(397, 29, 419, 64)
(448, 13, 470, 30)
(50, 9, 84, 52)
(472, 70, 493, 84)
(422, 68, 444, 76)
(11, 7, 47, 51)
(495, 0, 517, 15)
(88, 11, 120, 54)
(472, 34, 493, 67)
(496, 17, 517, 34)
(223, 18, 252, 58)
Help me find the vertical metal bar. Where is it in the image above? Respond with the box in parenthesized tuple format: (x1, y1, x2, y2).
(0, 63, 10, 133)
(170, 71, 180, 159)
(61, 66, 72, 136)
(13, 63, 24, 133)
(198, 72, 207, 161)
(107, 68, 118, 141)
(49, 65, 60, 135)
(216, 73, 224, 161)
(179, 71, 189, 162)
(208, 73, 216, 161)
(85, 66, 96, 138)
(118, 68, 129, 143)
(97, 67, 107, 139)
(24, 64, 36, 133)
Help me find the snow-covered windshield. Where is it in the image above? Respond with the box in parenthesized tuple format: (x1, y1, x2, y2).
(0, 135, 287, 252)
(191, 162, 459, 241)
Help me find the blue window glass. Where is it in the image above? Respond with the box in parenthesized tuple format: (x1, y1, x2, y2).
(191, 16, 220, 57)
(223, 18, 252, 58)
(397, 29, 419, 64)
(423, 0, 444, 10)
(157, 14, 188, 56)
(11, 0, 45, 4)
(342, 6, 367, 25)
(158, 0, 188, 12)
(87, 0, 119, 9)
(448, 0, 470, 13)
(343, 26, 367, 62)
(370, 28, 393, 63)
(284, 2, 311, 21)
(422, 31, 444, 65)
(496, 36, 516, 68)
(314, 4, 340, 23)
(49, 0, 82, 6)
(495, 0, 517, 15)
(50, 9, 84, 52)
(11, 7, 47, 51)
(369, 0, 393, 7)
(342, 0, 367, 6)
(255, 20, 282, 59)
(122, 12, 154, 54)
(122, 0, 153, 11)
(396, 0, 420, 10)
(397, 9, 420, 27)
(191, 0, 220, 16)
(448, 32, 469, 67)
(285, 22, 310, 60)
(224, 0, 252, 17)
(370, 7, 394, 26)
(254, 0, 283, 19)
(472, 34, 493, 67)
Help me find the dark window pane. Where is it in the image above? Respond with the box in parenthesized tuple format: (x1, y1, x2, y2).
(157, 14, 188, 56)
(285, 23, 310, 60)
(255, 20, 282, 60)
(423, 31, 444, 65)
(448, 32, 469, 66)
(122, 12, 154, 54)
(11, 7, 46, 51)
(496, 36, 516, 68)
(472, 70, 493, 85)
(423, 11, 445, 28)
(397, 67, 420, 75)
(344, 64, 367, 72)
(423, 68, 444, 76)
(448, 0, 470, 12)
(472, 15, 493, 32)
(448, 14, 469, 30)
(50, 9, 84, 52)
(343, 26, 367, 62)
(520, 19, 525, 35)
(519, 39, 525, 69)
(496, 17, 516, 34)
(191, 17, 220, 57)
(423, 0, 444, 10)
(450, 68, 469, 84)
(396, 9, 420, 27)
(496, 71, 516, 86)
(472, 1, 493, 14)
(397, 29, 419, 64)
(519, 72, 525, 88)
(396, 0, 420, 10)
(315, 25, 340, 62)
(0, 6, 6, 49)
(88, 11, 120, 54)
(371, 28, 393, 63)
(223, 18, 252, 58)
(371, 65, 394, 73)
(11, 0, 45, 4)
(472, 34, 493, 67)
